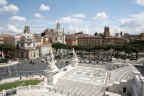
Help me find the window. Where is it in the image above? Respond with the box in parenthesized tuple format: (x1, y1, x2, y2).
(34, 52, 35, 57)
(27, 43, 31, 46)
(123, 87, 126, 93)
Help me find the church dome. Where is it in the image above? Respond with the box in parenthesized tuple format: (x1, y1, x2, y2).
(20, 26, 35, 42)
(20, 33, 35, 42)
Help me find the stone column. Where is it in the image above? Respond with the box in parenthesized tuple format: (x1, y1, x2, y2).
(2, 90, 5, 96)
(8, 66, 11, 78)
(141, 80, 144, 96)
(70, 58, 78, 67)
(45, 70, 59, 86)
(15, 65, 18, 76)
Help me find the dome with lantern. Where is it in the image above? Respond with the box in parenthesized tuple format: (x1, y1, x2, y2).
(21, 26, 34, 41)
(19, 26, 36, 49)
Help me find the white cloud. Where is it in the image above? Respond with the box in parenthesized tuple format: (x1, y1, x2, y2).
(60, 16, 83, 23)
(9, 16, 26, 22)
(32, 24, 45, 27)
(69, 25, 74, 30)
(93, 12, 108, 20)
(120, 12, 144, 34)
(75, 26, 79, 32)
(34, 13, 43, 17)
(84, 25, 89, 34)
(0, 4, 19, 14)
(136, 0, 144, 6)
(0, 27, 3, 31)
(72, 13, 86, 18)
(0, 0, 7, 5)
(7, 24, 22, 33)
(39, 4, 50, 11)
(66, 25, 80, 33)
(67, 24, 90, 34)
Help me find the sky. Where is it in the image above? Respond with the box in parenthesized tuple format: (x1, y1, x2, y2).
(0, 0, 144, 35)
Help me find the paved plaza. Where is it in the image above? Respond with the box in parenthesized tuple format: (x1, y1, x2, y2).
(0, 57, 113, 80)
(0, 57, 66, 79)
(0, 57, 144, 96)
(61, 66, 108, 85)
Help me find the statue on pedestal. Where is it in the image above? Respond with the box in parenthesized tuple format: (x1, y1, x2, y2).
(44, 47, 59, 86)
(46, 48, 58, 71)
(70, 48, 79, 67)
(72, 48, 77, 58)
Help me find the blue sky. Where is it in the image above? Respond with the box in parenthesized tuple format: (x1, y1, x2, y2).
(0, 0, 144, 35)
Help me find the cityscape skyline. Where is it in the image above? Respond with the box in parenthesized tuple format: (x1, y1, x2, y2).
(0, 0, 144, 35)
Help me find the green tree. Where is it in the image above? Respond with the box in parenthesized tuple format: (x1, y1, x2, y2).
(98, 33, 104, 38)
(41, 32, 45, 37)
(52, 43, 63, 51)
(94, 45, 101, 60)
(0, 44, 15, 59)
(113, 45, 123, 58)
(129, 46, 140, 59)
(124, 49, 131, 58)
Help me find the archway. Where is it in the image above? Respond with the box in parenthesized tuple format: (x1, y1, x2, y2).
(123, 87, 126, 93)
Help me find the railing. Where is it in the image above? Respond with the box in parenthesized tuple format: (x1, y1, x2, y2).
(0, 71, 46, 80)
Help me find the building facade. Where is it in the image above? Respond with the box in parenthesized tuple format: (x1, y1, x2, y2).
(17, 26, 51, 59)
(0, 36, 3, 44)
(0, 34, 22, 46)
(43, 22, 65, 44)
(17, 26, 39, 59)
(65, 32, 90, 46)
(103, 27, 128, 44)
(34, 34, 44, 46)
(65, 34, 77, 46)
(103, 37, 127, 44)
(123, 33, 144, 42)
(77, 35, 102, 46)
(0, 34, 15, 45)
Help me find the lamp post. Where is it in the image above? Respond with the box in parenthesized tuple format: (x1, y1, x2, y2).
(15, 65, 18, 76)
(8, 66, 11, 78)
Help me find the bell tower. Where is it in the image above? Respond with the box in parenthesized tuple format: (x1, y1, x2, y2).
(56, 21, 60, 30)
(104, 26, 110, 38)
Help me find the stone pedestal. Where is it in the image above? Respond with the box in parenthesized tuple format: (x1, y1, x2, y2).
(45, 69, 59, 86)
(126, 59, 129, 64)
(70, 48, 79, 67)
(112, 58, 116, 63)
(70, 57, 79, 67)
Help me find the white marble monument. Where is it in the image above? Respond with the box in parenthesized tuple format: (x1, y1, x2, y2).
(70, 48, 79, 67)
(45, 48, 59, 86)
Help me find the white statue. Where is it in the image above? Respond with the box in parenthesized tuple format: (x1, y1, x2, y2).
(46, 48, 58, 71)
(72, 48, 77, 58)
(70, 48, 79, 67)
(51, 51, 54, 61)
(46, 59, 57, 70)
